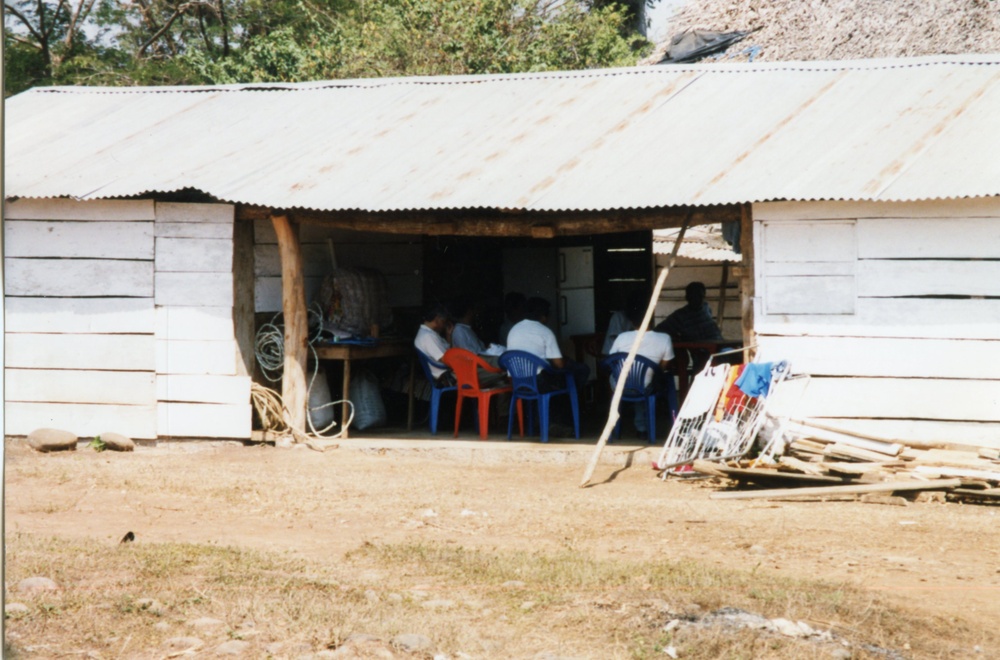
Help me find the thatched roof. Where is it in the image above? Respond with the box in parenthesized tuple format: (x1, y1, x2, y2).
(644, 0, 1000, 64)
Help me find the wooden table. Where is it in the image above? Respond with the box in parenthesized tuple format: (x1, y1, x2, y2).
(672, 339, 744, 404)
(314, 339, 415, 438)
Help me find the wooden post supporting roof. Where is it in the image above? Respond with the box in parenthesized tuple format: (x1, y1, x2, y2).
(271, 212, 309, 434)
(739, 203, 756, 359)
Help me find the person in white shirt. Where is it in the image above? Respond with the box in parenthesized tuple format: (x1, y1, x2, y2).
(507, 297, 589, 433)
(414, 303, 452, 382)
(607, 304, 674, 436)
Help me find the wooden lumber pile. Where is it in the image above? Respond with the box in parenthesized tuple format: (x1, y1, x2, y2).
(695, 419, 1000, 503)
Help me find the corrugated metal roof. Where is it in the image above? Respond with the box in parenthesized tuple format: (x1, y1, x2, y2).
(7, 55, 1000, 212)
(653, 225, 740, 262)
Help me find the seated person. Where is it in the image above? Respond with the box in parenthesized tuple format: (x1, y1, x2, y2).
(609, 303, 675, 436)
(449, 297, 486, 354)
(601, 288, 650, 355)
(654, 281, 722, 342)
(497, 291, 526, 346)
(414, 303, 453, 385)
(507, 297, 589, 394)
(446, 298, 507, 389)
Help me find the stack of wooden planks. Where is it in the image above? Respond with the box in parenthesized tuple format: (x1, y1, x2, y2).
(692, 419, 1000, 503)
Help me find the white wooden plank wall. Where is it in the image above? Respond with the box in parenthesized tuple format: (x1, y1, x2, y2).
(253, 221, 424, 312)
(153, 202, 250, 438)
(753, 200, 1000, 444)
(3, 199, 159, 439)
(654, 256, 742, 338)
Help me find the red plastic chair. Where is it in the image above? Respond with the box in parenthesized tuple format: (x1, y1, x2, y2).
(442, 348, 512, 440)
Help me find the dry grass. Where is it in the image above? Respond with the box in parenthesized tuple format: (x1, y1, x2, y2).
(5, 441, 996, 658)
(4, 532, 962, 659)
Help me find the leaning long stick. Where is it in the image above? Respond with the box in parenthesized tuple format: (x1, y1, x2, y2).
(580, 215, 691, 487)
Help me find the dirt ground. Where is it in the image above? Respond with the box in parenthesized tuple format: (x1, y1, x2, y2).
(5, 436, 1000, 658)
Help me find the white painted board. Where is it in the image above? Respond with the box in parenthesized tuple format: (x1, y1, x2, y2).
(5, 198, 155, 221)
(5, 221, 154, 259)
(756, 297, 1000, 340)
(767, 376, 1000, 422)
(6, 258, 153, 297)
(5, 297, 155, 334)
(858, 260, 1000, 297)
(763, 220, 856, 263)
(756, 335, 1000, 379)
(4, 402, 157, 439)
(155, 202, 233, 224)
(157, 402, 251, 438)
(858, 217, 1000, 259)
(5, 333, 155, 370)
(808, 418, 1000, 450)
(155, 237, 233, 273)
(155, 221, 234, 239)
(154, 272, 233, 307)
(155, 306, 234, 341)
(6, 369, 155, 405)
(755, 198, 1000, 221)
(156, 375, 251, 405)
(156, 339, 237, 375)
(764, 276, 855, 315)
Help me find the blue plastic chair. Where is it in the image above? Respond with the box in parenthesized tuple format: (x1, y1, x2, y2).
(497, 350, 580, 443)
(415, 349, 457, 435)
(601, 352, 679, 443)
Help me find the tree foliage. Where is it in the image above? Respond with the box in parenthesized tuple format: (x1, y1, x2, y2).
(5, 0, 649, 94)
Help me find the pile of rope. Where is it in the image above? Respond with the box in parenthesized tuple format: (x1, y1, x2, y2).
(252, 307, 354, 448)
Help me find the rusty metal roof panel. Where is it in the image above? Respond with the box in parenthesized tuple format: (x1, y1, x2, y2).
(7, 55, 1000, 211)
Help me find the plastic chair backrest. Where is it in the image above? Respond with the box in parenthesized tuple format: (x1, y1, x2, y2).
(441, 348, 494, 393)
(498, 350, 553, 397)
(602, 352, 661, 398)
(416, 349, 449, 384)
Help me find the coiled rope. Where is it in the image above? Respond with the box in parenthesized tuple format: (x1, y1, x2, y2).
(252, 305, 354, 446)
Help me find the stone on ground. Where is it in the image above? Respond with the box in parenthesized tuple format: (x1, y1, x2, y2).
(99, 432, 135, 452)
(5, 603, 29, 618)
(16, 577, 59, 593)
(27, 428, 77, 453)
(215, 639, 251, 655)
(391, 633, 433, 654)
(163, 637, 203, 652)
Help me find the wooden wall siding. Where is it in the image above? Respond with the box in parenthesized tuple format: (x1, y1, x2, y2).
(3, 199, 159, 438)
(4, 403, 158, 438)
(253, 220, 424, 313)
(5, 298, 155, 334)
(5, 221, 155, 259)
(654, 256, 743, 338)
(5, 333, 156, 370)
(6, 258, 154, 297)
(152, 202, 250, 439)
(753, 200, 1000, 445)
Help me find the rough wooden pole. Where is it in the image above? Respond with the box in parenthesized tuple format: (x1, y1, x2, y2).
(717, 262, 729, 328)
(271, 213, 309, 435)
(739, 203, 756, 359)
(580, 215, 692, 487)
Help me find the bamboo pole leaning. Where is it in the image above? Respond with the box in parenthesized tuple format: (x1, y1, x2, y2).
(580, 214, 692, 487)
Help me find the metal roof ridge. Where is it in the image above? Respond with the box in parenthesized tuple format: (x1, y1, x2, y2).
(22, 53, 1000, 96)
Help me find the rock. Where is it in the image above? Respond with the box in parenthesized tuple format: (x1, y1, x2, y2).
(329, 637, 395, 659)
(391, 633, 433, 654)
(420, 509, 438, 518)
(163, 637, 203, 653)
(421, 599, 454, 609)
(5, 603, 29, 618)
(520, 601, 536, 611)
(99, 432, 135, 452)
(662, 619, 681, 632)
(770, 618, 814, 638)
(501, 580, 526, 589)
(188, 616, 224, 628)
(153, 621, 171, 631)
(749, 544, 767, 555)
(216, 639, 251, 655)
(135, 598, 164, 615)
(829, 648, 852, 659)
(664, 646, 679, 659)
(364, 589, 380, 602)
(17, 577, 59, 593)
(387, 593, 404, 603)
(27, 428, 77, 453)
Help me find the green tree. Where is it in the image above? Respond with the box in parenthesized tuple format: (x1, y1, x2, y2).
(5, 0, 650, 93)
